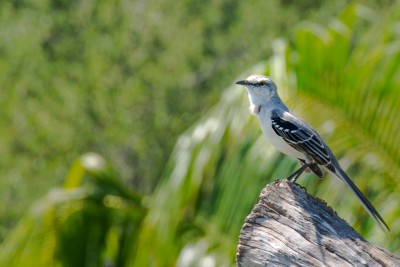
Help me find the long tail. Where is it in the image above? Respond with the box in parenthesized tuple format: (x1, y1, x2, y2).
(330, 165, 390, 232)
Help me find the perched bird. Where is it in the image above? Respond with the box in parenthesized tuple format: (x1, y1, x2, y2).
(236, 74, 389, 232)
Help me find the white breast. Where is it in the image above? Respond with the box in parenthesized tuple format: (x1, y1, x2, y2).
(256, 106, 306, 160)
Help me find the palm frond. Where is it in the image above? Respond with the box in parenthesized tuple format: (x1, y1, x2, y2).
(132, 3, 400, 265)
(0, 153, 145, 267)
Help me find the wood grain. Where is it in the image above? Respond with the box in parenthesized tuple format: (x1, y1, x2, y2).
(236, 180, 400, 267)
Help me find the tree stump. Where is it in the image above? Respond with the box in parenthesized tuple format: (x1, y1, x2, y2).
(236, 180, 400, 267)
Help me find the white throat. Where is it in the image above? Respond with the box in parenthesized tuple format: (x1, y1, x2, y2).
(246, 89, 269, 115)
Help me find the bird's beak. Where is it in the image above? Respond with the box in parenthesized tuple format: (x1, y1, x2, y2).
(235, 80, 248, 85)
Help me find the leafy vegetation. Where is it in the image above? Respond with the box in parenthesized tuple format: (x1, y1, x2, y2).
(133, 3, 400, 264)
(0, 0, 399, 266)
(0, 0, 361, 240)
(0, 153, 145, 266)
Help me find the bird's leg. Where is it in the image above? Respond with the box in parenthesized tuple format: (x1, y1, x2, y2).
(286, 163, 310, 183)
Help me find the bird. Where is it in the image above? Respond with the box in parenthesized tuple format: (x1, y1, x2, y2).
(236, 74, 389, 232)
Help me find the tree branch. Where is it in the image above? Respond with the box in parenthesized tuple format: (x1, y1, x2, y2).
(236, 180, 400, 266)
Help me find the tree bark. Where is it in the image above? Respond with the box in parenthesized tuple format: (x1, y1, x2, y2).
(236, 180, 400, 267)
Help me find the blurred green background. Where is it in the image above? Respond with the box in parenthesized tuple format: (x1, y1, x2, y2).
(0, 0, 399, 266)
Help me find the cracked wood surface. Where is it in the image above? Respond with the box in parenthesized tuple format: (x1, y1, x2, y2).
(236, 180, 400, 267)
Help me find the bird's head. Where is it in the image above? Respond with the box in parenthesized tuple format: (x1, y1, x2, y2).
(236, 75, 278, 101)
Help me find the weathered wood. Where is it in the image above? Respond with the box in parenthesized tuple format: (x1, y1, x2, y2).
(236, 180, 400, 267)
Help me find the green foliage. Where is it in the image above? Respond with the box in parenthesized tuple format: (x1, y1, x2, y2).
(1, 1, 400, 266)
(0, 0, 362, 241)
(0, 153, 145, 267)
(132, 3, 400, 265)
(287, 3, 400, 249)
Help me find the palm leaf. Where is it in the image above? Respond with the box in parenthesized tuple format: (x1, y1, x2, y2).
(0, 153, 145, 267)
(132, 3, 400, 265)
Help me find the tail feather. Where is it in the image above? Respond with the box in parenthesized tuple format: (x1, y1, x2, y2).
(330, 166, 390, 232)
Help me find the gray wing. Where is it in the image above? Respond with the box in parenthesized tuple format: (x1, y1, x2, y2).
(271, 109, 390, 231)
(270, 108, 335, 171)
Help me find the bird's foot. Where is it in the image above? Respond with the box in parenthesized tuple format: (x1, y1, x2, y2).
(285, 163, 310, 183)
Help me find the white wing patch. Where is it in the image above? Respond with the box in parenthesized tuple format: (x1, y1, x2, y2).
(270, 109, 332, 167)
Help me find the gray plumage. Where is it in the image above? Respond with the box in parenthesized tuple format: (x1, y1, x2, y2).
(236, 74, 389, 232)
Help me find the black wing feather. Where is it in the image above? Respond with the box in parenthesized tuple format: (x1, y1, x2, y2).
(270, 109, 389, 231)
(271, 109, 333, 170)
